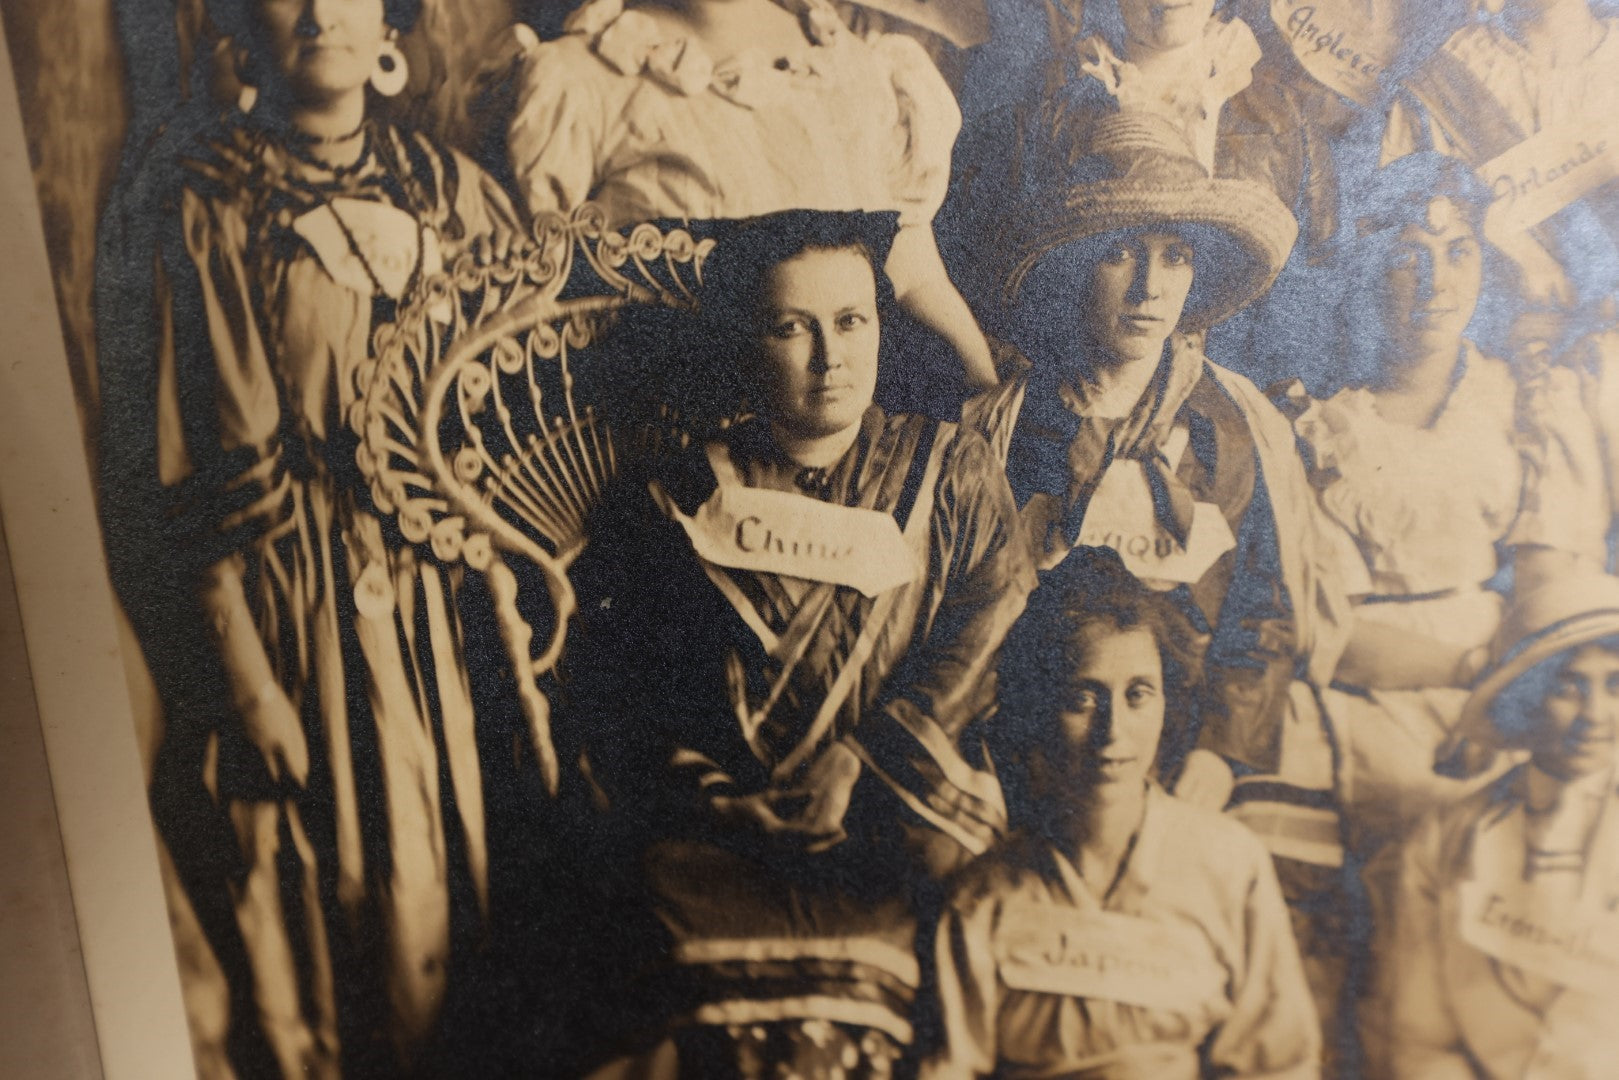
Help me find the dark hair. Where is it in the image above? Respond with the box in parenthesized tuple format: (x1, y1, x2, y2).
(697, 210, 898, 331)
(1324, 152, 1518, 388)
(584, 211, 902, 435)
(659, 210, 901, 429)
(994, 547, 1207, 832)
(1488, 633, 1619, 747)
(1009, 223, 1238, 368)
(208, 0, 423, 41)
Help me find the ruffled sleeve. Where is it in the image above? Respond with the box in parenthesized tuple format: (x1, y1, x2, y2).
(506, 29, 615, 218)
(1203, 823, 1322, 1078)
(870, 31, 961, 227)
(1285, 389, 1376, 598)
(447, 145, 523, 249)
(1509, 360, 1612, 568)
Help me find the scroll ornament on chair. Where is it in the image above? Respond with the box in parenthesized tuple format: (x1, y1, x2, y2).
(351, 204, 714, 794)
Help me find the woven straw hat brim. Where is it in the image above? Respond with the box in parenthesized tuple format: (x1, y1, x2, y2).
(1005, 176, 1300, 330)
(1440, 583, 1619, 776)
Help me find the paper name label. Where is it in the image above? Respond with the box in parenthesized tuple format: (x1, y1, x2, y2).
(1459, 879, 1619, 994)
(998, 905, 1224, 1012)
(1272, 0, 1394, 106)
(1076, 460, 1236, 587)
(1481, 126, 1619, 241)
(676, 483, 921, 597)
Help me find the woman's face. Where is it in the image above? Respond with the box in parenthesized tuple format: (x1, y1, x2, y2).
(1082, 231, 1196, 366)
(749, 247, 881, 443)
(1050, 622, 1166, 800)
(1528, 643, 1619, 782)
(1381, 196, 1483, 360)
(1118, 0, 1219, 51)
(252, 0, 388, 104)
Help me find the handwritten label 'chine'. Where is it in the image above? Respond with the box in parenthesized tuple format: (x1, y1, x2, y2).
(670, 482, 921, 597)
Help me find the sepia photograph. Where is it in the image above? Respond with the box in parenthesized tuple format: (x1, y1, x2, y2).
(1, 0, 1617, 1076)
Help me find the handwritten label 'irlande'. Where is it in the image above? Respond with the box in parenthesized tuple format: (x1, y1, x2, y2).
(1490, 140, 1612, 212)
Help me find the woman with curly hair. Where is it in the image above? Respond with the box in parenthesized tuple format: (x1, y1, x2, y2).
(918, 546, 1320, 1079)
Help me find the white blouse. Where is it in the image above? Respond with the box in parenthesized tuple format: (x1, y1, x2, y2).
(506, 0, 961, 229)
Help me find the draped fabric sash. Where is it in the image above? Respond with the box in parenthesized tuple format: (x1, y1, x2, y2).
(650, 425, 944, 778)
(1009, 338, 1232, 580)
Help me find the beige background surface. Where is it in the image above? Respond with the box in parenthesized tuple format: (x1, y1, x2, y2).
(0, 13, 195, 1078)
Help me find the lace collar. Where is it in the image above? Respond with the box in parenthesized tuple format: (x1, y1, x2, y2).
(1076, 17, 1260, 167)
(565, 0, 849, 108)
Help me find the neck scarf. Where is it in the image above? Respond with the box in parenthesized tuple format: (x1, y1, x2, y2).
(1010, 335, 1206, 552)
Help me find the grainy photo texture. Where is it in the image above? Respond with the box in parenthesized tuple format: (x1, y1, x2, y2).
(3, 0, 1619, 1076)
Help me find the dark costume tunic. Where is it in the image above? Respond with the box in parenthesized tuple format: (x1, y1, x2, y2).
(560, 406, 1034, 1076)
(97, 115, 517, 1077)
(967, 340, 1344, 790)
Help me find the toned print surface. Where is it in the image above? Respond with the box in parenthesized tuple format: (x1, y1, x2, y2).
(1, 0, 1617, 1077)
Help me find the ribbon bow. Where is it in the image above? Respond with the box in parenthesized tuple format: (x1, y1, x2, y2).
(1009, 340, 1205, 551)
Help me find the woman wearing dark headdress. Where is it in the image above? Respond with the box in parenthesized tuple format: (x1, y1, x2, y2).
(557, 209, 1034, 1078)
(96, 1, 517, 1073)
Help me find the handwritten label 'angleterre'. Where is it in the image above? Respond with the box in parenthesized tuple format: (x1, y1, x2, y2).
(1271, 0, 1395, 106)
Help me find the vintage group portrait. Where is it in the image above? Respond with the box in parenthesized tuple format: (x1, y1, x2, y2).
(2, 0, 1619, 1076)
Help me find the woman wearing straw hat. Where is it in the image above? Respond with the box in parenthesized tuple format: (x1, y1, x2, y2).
(966, 110, 1355, 1063)
(1370, 569, 1619, 1078)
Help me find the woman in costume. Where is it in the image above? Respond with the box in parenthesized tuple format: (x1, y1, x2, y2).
(943, 0, 1338, 361)
(918, 546, 1320, 1079)
(1280, 154, 1607, 862)
(1371, 567, 1619, 1078)
(96, 0, 517, 1074)
(968, 112, 1341, 823)
(556, 209, 1035, 1078)
(964, 109, 1356, 1065)
(1383, 0, 1619, 310)
(503, 0, 998, 389)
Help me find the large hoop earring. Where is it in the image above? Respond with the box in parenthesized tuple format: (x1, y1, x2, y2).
(371, 36, 408, 97)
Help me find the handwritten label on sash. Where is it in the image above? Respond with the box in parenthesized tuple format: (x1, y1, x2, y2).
(1459, 878, 1619, 995)
(676, 483, 921, 597)
(1271, 0, 1395, 106)
(998, 904, 1224, 1013)
(1077, 460, 1236, 587)
(1481, 124, 1619, 241)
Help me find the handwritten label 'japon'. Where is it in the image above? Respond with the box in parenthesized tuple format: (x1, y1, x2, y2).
(998, 906, 1223, 1013)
